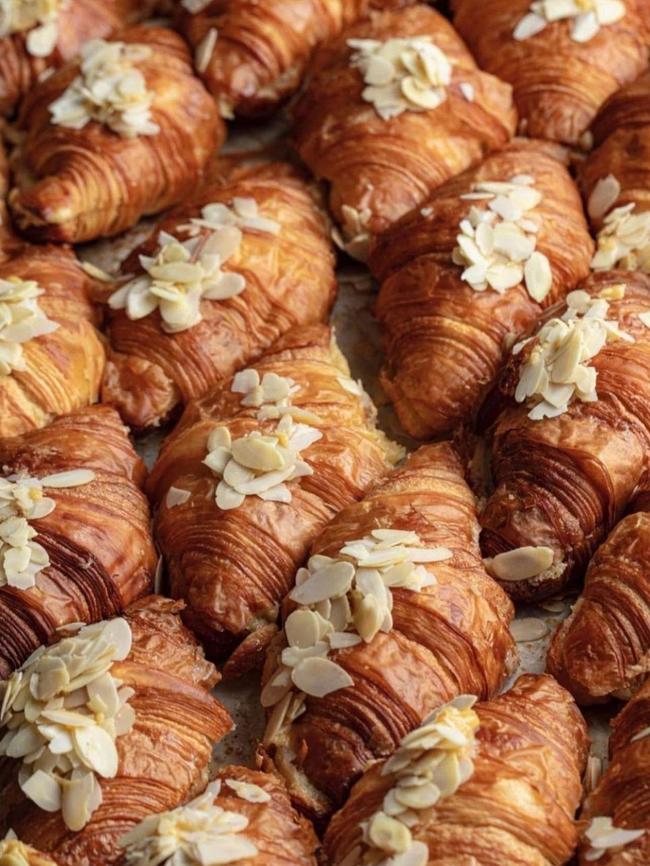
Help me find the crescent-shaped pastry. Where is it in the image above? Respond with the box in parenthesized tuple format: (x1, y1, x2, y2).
(453, 0, 647, 146)
(0, 0, 150, 117)
(259, 441, 517, 822)
(0, 596, 232, 866)
(478, 271, 650, 602)
(8, 26, 223, 244)
(292, 3, 516, 260)
(324, 673, 588, 866)
(547, 496, 650, 704)
(578, 681, 650, 864)
(0, 405, 157, 679)
(146, 324, 402, 669)
(177, 0, 416, 119)
(101, 161, 336, 430)
(0, 244, 105, 438)
(369, 140, 594, 439)
(118, 766, 318, 865)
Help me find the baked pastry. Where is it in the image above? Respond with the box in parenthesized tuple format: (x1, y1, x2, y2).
(0, 0, 151, 117)
(479, 271, 650, 602)
(101, 162, 336, 430)
(0, 596, 232, 866)
(579, 680, 650, 864)
(177, 0, 416, 119)
(8, 27, 223, 244)
(579, 70, 650, 274)
(547, 495, 650, 704)
(0, 405, 157, 679)
(369, 140, 593, 439)
(0, 244, 104, 438)
(259, 441, 517, 821)
(453, 0, 647, 147)
(292, 3, 516, 260)
(146, 324, 402, 670)
(118, 766, 318, 866)
(324, 673, 588, 866)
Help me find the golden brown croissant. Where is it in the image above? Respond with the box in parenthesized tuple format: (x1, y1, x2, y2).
(0, 244, 105, 438)
(101, 161, 336, 430)
(324, 673, 588, 866)
(478, 271, 650, 602)
(259, 441, 517, 822)
(453, 0, 648, 146)
(0, 405, 157, 679)
(0, 595, 232, 866)
(8, 26, 223, 244)
(118, 766, 318, 866)
(0, 0, 152, 118)
(369, 140, 594, 440)
(578, 680, 650, 864)
(177, 0, 416, 118)
(292, 3, 516, 259)
(146, 324, 402, 669)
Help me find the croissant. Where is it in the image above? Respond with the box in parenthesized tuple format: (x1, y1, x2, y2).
(118, 766, 318, 866)
(8, 26, 223, 244)
(0, 0, 151, 117)
(578, 680, 650, 864)
(177, 0, 416, 119)
(369, 140, 594, 440)
(0, 405, 157, 679)
(0, 244, 105, 438)
(101, 161, 336, 430)
(146, 324, 402, 670)
(0, 595, 233, 866)
(478, 271, 650, 602)
(453, 0, 647, 147)
(259, 441, 517, 822)
(324, 673, 588, 866)
(292, 3, 516, 260)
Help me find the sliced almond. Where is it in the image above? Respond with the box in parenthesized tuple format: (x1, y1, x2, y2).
(485, 546, 554, 581)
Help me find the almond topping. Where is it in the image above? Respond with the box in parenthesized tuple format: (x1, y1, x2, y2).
(513, 0, 625, 44)
(0, 0, 65, 58)
(484, 546, 554, 581)
(0, 276, 59, 377)
(583, 816, 645, 861)
(591, 204, 650, 273)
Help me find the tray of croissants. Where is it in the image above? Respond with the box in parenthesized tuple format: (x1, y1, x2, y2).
(2, 0, 650, 863)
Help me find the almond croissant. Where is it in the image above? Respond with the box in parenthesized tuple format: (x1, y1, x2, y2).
(369, 140, 593, 440)
(101, 161, 336, 430)
(0, 405, 157, 679)
(0, 0, 151, 117)
(578, 680, 650, 864)
(259, 441, 517, 822)
(292, 3, 516, 260)
(479, 271, 650, 602)
(547, 496, 650, 704)
(325, 673, 588, 866)
(0, 244, 105, 438)
(0, 596, 233, 866)
(453, 0, 647, 146)
(177, 0, 416, 119)
(8, 26, 223, 244)
(146, 324, 402, 670)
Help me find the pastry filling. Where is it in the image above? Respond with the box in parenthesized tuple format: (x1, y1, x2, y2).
(591, 204, 650, 272)
(120, 778, 269, 865)
(339, 697, 479, 866)
(261, 529, 452, 725)
(0, 0, 66, 58)
(0, 277, 59, 378)
(0, 618, 135, 831)
(584, 817, 645, 861)
(0, 469, 95, 590)
(513, 285, 633, 420)
(513, 0, 625, 43)
(453, 175, 553, 301)
(108, 198, 280, 333)
(203, 414, 322, 511)
(348, 36, 453, 120)
(49, 39, 160, 138)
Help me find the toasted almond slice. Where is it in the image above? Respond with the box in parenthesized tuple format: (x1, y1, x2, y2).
(588, 175, 621, 220)
(510, 617, 549, 642)
(367, 812, 412, 854)
(290, 657, 353, 697)
(195, 27, 217, 74)
(485, 546, 554, 581)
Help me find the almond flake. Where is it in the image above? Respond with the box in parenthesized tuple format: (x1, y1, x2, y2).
(0, 276, 59, 377)
(195, 27, 217, 75)
(290, 657, 353, 697)
(1, 0, 66, 58)
(584, 816, 645, 861)
(484, 546, 554, 581)
(510, 617, 549, 642)
(588, 174, 621, 220)
(513, 0, 624, 43)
